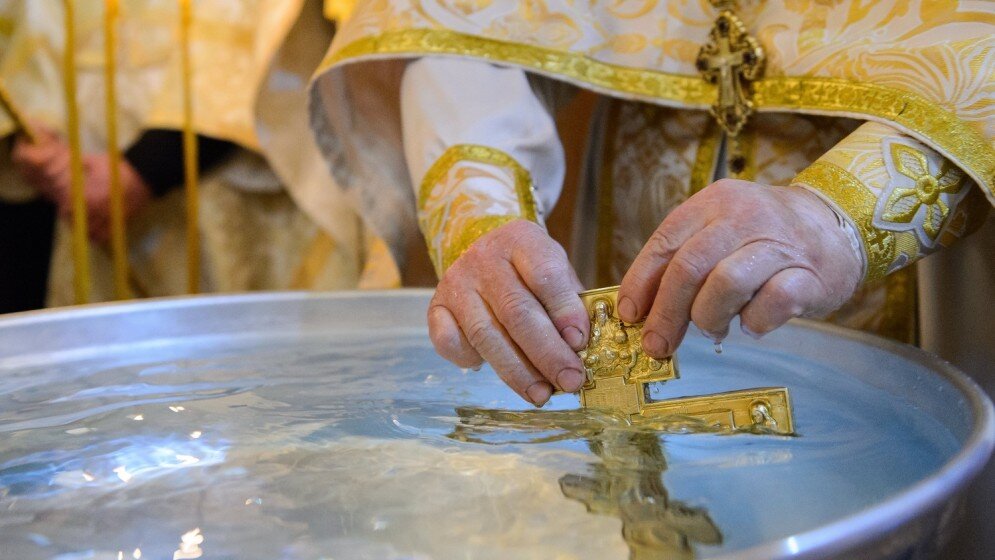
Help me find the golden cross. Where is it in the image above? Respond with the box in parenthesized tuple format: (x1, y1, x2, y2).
(578, 287, 679, 416)
(577, 287, 795, 434)
(696, 10, 765, 137)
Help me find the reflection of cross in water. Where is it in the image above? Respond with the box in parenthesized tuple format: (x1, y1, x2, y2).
(559, 432, 722, 560)
(695, 9, 765, 137)
(445, 408, 723, 559)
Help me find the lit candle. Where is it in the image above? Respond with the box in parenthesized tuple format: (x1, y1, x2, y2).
(63, 0, 91, 304)
(179, 0, 200, 294)
(104, 0, 130, 299)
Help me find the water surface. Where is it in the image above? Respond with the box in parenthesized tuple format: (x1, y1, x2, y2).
(0, 329, 960, 559)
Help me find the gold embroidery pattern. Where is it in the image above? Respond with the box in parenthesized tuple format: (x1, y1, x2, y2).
(793, 161, 896, 281)
(322, 29, 995, 198)
(418, 144, 539, 276)
(689, 120, 721, 194)
(754, 78, 993, 202)
(326, 29, 716, 106)
(877, 139, 969, 246)
(604, 103, 707, 284)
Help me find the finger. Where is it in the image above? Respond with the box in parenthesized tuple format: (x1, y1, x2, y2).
(453, 294, 553, 406)
(690, 240, 800, 340)
(483, 274, 586, 393)
(642, 224, 744, 358)
(427, 302, 482, 369)
(510, 242, 589, 351)
(618, 205, 708, 324)
(740, 267, 823, 338)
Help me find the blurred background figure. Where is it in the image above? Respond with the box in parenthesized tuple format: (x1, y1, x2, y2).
(0, 0, 394, 312)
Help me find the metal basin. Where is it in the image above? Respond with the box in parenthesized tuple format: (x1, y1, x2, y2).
(0, 291, 991, 559)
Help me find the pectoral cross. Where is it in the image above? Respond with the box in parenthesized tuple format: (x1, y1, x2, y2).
(696, 9, 765, 137)
(577, 287, 795, 435)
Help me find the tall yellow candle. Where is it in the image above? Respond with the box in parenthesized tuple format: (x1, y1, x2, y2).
(104, 0, 130, 299)
(180, 0, 200, 294)
(63, 0, 91, 304)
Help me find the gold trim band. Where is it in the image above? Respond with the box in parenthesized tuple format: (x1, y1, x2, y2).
(328, 29, 714, 109)
(793, 161, 896, 281)
(419, 143, 539, 221)
(419, 144, 539, 274)
(323, 29, 995, 199)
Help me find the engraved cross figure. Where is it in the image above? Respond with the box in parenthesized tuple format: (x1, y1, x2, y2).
(578, 290, 678, 416)
(696, 10, 765, 137)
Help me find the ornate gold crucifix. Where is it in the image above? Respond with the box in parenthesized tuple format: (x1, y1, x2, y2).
(578, 287, 795, 434)
(696, 3, 765, 138)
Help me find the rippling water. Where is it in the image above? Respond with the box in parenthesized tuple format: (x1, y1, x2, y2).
(0, 330, 959, 559)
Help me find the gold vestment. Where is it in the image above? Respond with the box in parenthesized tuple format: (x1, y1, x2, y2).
(308, 0, 995, 342)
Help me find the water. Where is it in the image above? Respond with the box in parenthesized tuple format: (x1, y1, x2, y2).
(0, 330, 960, 559)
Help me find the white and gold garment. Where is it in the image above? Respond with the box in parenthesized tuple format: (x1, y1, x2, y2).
(307, 0, 994, 344)
(0, 0, 396, 305)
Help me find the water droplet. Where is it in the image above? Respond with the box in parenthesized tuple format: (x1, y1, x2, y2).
(714, 342, 723, 355)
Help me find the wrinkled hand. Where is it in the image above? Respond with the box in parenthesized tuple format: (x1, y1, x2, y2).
(11, 125, 71, 203)
(77, 154, 152, 243)
(618, 179, 862, 358)
(429, 220, 590, 406)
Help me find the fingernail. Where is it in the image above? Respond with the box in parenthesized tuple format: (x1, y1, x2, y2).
(618, 296, 636, 322)
(561, 326, 585, 350)
(741, 324, 763, 340)
(697, 326, 726, 344)
(526, 382, 552, 407)
(556, 368, 585, 392)
(643, 331, 668, 357)
(471, 363, 482, 372)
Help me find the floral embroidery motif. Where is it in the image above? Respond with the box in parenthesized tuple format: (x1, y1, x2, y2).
(875, 138, 969, 248)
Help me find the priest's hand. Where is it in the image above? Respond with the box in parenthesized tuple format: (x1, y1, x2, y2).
(77, 154, 153, 243)
(618, 179, 863, 358)
(428, 220, 590, 407)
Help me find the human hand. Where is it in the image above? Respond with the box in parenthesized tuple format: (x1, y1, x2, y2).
(76, 154, 153, 243)
(618, 179, 863, 358)
(11, 124, 71, 204)
(428, 220, 590, 406)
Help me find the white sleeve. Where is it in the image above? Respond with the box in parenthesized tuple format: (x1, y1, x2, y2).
(400, 57, 565, 219)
